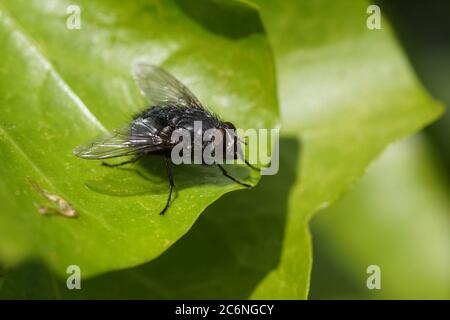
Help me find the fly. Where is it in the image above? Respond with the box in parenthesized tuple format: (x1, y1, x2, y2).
(74, 62, 257, 215)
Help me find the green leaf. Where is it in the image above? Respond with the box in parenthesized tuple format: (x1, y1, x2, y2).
(245, 0, 443, 298)
(310, 135, 450, 299)
(0, 138, 302, 299)
(0, 0, 278, 277)
(0, 0, 444, 299)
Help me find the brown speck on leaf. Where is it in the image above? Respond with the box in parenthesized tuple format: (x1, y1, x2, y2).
(37, 205, 51, 215)
(28, 178, 78, 218)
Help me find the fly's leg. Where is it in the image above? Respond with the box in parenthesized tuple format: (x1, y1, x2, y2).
(160, 155, 175, 215)
(217, 164, 252, 188)
(237, 144, 267, 171)
(102, 156, 142, 168)
(244, 159, 260, 171)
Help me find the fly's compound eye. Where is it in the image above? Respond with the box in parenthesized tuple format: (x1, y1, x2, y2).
(223, 121, 236, 131)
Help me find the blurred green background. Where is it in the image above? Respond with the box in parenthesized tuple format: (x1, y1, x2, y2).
(310, 0, 450, 299)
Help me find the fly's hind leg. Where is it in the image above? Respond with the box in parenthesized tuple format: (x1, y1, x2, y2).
(217, 164, 252, 188)
(102, 155, 143, 168)
(160, 154, 175, 215)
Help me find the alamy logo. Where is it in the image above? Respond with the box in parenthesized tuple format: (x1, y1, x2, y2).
(66, 265, 81, 290)
(366, 5, 381, 30)
(66, 5, 81, 30)
(366, 265, 381, 290)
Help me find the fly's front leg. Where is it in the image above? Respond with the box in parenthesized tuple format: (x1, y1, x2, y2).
(217, 164, 252, 188)
(244, 159, 260, 171)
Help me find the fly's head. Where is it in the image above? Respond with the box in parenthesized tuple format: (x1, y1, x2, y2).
(205, 121, 242, 163)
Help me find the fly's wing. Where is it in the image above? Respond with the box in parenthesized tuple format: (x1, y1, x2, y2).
(73, 123, 168, 160)
(132, 62, 204, 109)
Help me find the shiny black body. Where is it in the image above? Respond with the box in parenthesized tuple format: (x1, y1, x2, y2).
(130, 104, 226, 161)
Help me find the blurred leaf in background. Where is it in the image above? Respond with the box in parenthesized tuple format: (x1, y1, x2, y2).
(310, 135, 450, 299)
(0, 0, 277, 278)
(379, 0, 450, 174)
(0, 0, 446, 299)
(309, 0, 450, 300)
